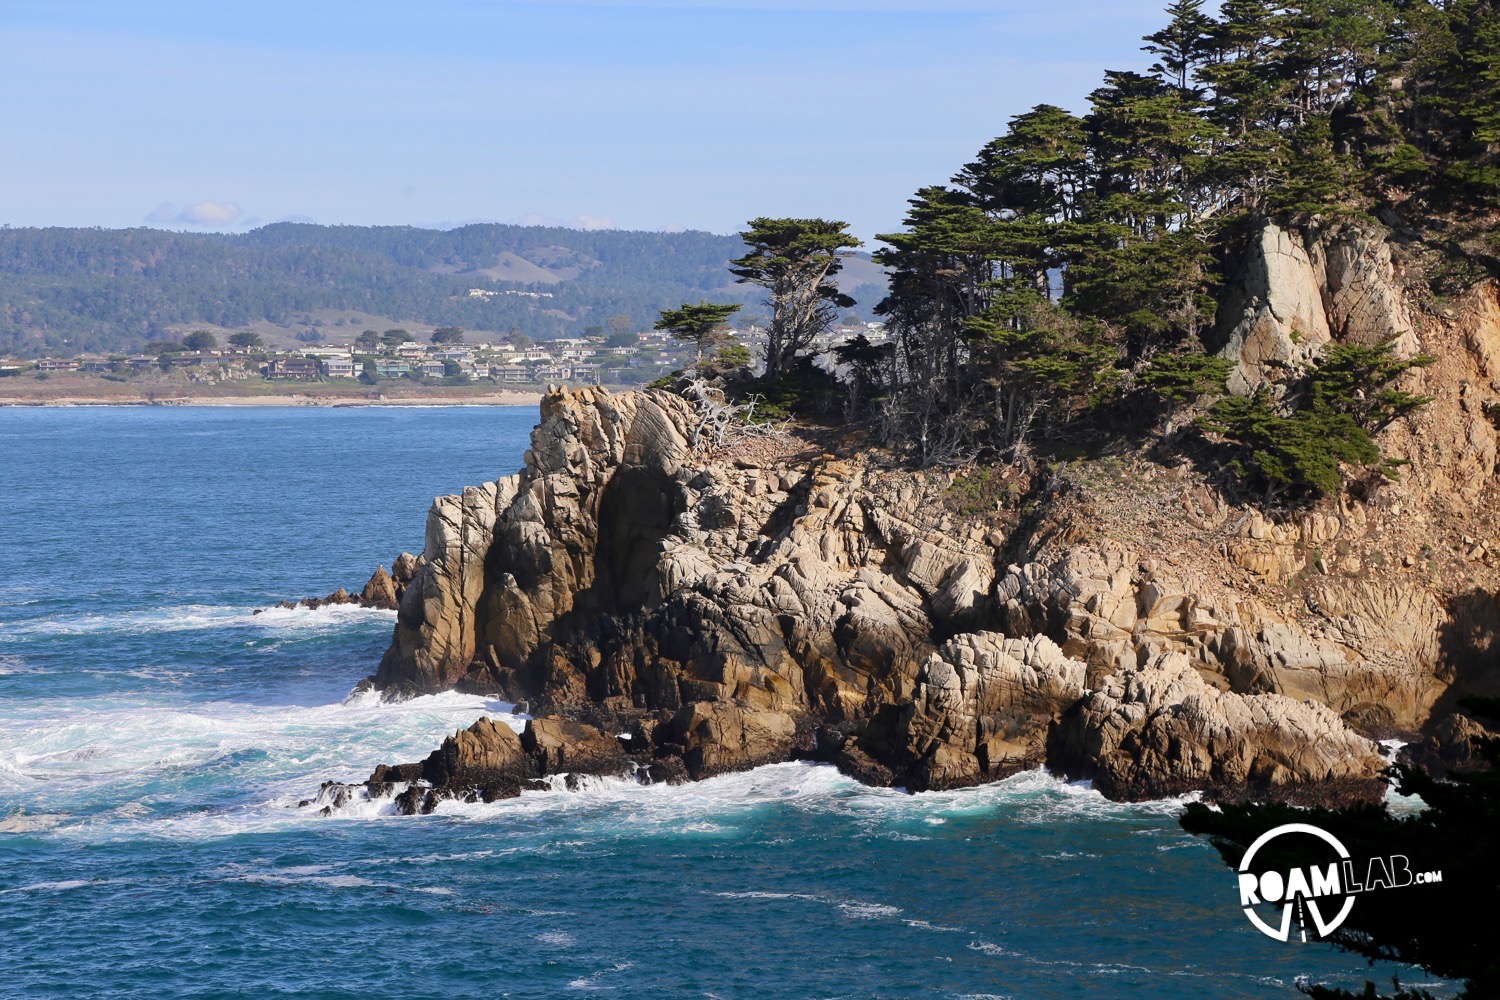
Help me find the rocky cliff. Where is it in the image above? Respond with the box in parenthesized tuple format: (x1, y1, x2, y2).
(334, 220, 1500, 812)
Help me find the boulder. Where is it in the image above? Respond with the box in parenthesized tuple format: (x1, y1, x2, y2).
(860, 633, 1086, 791)
(360, 565, 399, 610)
(1051, 653, 1385, 802)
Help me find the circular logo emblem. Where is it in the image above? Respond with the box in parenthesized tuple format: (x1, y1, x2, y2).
(1237, 823, 1356, 942)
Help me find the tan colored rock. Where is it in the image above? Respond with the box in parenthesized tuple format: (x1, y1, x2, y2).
(1053, 653, 1384, 801)
(360, 565, 399, 610)
(359, 265, 1500, 799)
(864, 632, 1086, 791)
(522, 717, 634, 777)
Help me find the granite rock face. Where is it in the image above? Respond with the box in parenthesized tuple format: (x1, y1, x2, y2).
(352, 383, 1427, 804)
(1213, 219, 1422, 394)
(1050, 653, 1384, 802)
(347, 223, 1500, 807)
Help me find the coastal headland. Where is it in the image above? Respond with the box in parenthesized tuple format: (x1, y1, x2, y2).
(304, 217, 1500, 817)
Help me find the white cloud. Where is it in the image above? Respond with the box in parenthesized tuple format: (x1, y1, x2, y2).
(509, 211, 617, 231)
(571, 213, 616, 231)
(144, 199, 246, 227)
(145, 201, 178, 223)
(178, 200, 242, 225)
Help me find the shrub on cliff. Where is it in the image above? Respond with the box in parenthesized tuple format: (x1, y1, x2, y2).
(1201, 343, 1434, 501)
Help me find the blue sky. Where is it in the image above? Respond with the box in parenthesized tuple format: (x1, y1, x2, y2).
(1, 0, 1171, 240)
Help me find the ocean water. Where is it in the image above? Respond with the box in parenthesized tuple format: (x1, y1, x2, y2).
(0, 405, 1444, 1000)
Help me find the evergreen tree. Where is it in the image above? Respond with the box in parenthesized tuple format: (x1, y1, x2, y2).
(1143, 0, 1215, 93)
(730, 218, 860, 381)
(653, 301, 741, 361)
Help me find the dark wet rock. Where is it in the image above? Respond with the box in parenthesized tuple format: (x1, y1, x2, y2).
(1400, 712, 1495, 778)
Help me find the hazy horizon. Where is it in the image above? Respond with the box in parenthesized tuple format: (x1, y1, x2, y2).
(4, 0, 1173, 242)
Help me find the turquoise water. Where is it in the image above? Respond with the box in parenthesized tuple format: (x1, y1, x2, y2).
(0, 406, 1440, 999)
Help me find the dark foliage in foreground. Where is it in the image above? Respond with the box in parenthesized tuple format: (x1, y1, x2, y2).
(1180, 697, 1500, 999)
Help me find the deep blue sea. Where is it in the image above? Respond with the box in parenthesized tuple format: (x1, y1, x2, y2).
(0, 406, 1445, 999)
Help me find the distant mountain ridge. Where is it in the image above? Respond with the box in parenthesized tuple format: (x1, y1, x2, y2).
(0, 223, 888, 357)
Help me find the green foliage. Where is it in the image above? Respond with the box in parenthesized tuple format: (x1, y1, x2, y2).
(228, 331, 262, 350)
(860, 0, 1491, 471)
(1308, 343, 1436, 431)
(182, 330, 217, 351)
(381, 329, 410, 347)
(695, 342, 754, 380)
(731, 218, 861, 380)
(1138, 353, 1234, 404)
(142, 340, 184, 354)
(1203, 342, 1434, 498)
(653, 301, 741, 360)
(736, 359, 839, 422)
(943, 467, 1017, 518)
(603, 330, 637, 349)
(0, 224, 767, 357)
(430, 326, 464, 345)
(355, 330, 379, 350)
(1180, 696, 1500, 999)
(1205, 390, 1380, 495)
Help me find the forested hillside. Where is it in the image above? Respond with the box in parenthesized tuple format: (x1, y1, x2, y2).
(0, 223, 833, 356)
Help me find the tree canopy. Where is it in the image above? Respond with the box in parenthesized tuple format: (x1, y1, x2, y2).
(730, 218, 861, 381)
(228, 331, 262, 350)
(827, 0, 1485, 480)
(654, 301, 741, 360)
(183, 330, 217, 351)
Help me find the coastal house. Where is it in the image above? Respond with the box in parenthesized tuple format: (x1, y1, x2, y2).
(126, 356, 159, 369)
(490, 365, 529, 382)
(431, 349, 471, 362)
(35, 358, 81, 371)
(168, 352, 225, 368)
(570, 364, 601, 384)
(263, 357, 321, 379)
(521, 346, 550, 361)
(80, 360, 114, 372)
(321, 358, 358, 378)
(535, 364, 574, 382)
(395, 342, 425, 358)
(374, 361, 410, 377)
(417, 361, 446, 378)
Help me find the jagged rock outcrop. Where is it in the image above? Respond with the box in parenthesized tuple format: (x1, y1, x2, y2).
(341, 219, 1500, 808)
(858, 633, 1086, 791)
(1214, 219, 1422, 394)
(262, 555, 422, 613)
(321, 714, 646, 815)
(1050, 653, 1385, 802)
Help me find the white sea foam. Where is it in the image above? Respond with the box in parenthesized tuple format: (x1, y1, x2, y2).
(0, 811, 69, 833)
(0, 688, 518, 838)
(0, 879, 106, 893)
(567, 961, 635, 991)
(0, 602, 394, 640)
